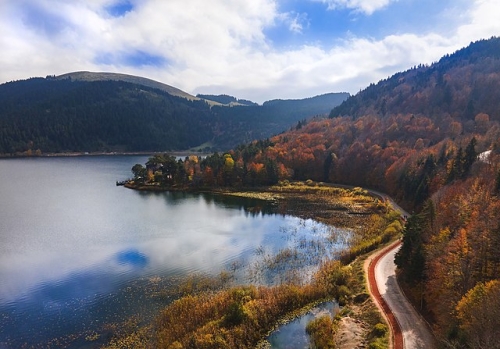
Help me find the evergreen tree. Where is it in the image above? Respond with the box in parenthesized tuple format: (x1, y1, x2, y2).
(463, 137, 478, 177)
(447, 147, 464, 183)
(495, 169, 500, 195)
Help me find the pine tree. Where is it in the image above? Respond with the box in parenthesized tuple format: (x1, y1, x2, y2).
(463, 137, 478, 177)
(495, 169, 500, 195)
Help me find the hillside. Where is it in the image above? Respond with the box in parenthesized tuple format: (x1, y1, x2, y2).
(0, 78, 213, 153)
(55, 71, 199, 101)
(0, 75, 348, 155)
(330, 37, 500, 122)
(227, 37, 500, 207)
(174, 37, 498, 347)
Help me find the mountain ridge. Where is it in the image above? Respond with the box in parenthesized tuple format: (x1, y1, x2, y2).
(0, 76, 348, 154)
(54, 71, 199, 101)
(330, 36, 500, 122)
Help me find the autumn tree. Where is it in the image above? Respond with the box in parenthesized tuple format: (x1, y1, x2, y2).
(456, 280, 500, 348)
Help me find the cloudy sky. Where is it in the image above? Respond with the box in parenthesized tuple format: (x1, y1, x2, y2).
(1, 0, 499, 103)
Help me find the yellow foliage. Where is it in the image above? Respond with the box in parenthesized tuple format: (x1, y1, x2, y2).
(456, 280, 500, 348)
(224, 154, 235, 172)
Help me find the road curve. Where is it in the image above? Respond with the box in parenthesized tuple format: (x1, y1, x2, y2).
(334, 184, 438, 348)
(373, 242, 438, 349)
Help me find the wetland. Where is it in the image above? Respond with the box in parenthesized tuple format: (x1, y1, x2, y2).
(0, 156, 394, 348)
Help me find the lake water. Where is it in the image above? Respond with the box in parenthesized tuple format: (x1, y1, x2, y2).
(0, 156, 344, 348)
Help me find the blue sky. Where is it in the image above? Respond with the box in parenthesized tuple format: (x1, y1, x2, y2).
(1, 0, 499, 103)
(266, 0, 467, 47)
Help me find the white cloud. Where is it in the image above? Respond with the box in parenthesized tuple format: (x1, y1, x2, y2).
(456, 0, 500, 43)
(277, 11, 309, 34)
(0, 0, 500, 103)
(312, 0, 397, 15)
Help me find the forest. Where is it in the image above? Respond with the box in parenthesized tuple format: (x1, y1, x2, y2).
(130, 37, 500, 348)
(0, 76, 347, 155)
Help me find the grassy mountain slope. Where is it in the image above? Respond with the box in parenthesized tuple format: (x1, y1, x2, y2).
(196, 94, 258, 106)
(56, 71, 199, 101)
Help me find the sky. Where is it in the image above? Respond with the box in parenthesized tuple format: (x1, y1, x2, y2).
(1, 0, 499, 104)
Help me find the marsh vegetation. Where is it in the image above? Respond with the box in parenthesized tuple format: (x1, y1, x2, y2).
(101, 182, 401, 348)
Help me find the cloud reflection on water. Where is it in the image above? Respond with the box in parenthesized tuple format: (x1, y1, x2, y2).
(0, 157, 345, 347)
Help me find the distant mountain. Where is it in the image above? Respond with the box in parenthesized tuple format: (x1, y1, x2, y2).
(196, 94, 258, 106)
(0, 74, 348, 155)
(264, 93, 349, 115)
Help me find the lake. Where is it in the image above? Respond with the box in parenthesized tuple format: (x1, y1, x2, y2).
(0, 156, 345, 348)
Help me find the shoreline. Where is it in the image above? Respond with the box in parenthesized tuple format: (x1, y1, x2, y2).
(0, 151, 212, 159)
(106, 181, 399, 348)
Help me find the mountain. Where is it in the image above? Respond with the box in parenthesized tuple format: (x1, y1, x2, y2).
(0, 78, 213, 154)
(198, 37, 500, 347)
(216, 37, 500, 203)
(0, 73, 348, 155)
(330, 37, 500, 122)
(55, 71, 199, 101)
(208, 92, 349, 149)
(196, 94, 258, 106)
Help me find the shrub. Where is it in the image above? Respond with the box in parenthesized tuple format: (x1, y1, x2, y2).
(371, 323, 388, 338)
(306, 315, 336, 349)
(336, 285, 351, 306)
(353, 292, 370, 304)
(368, 338, 386, 349)
(224, 301, 246, 327)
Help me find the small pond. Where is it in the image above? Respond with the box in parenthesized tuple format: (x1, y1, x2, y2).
(267, 301, 339, 348)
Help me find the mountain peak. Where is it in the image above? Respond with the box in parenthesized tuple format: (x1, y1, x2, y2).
(55, 71, 198, 101)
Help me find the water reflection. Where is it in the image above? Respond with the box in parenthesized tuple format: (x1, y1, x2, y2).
(116, 249, 149, 268)
(0, 157, 348, 348)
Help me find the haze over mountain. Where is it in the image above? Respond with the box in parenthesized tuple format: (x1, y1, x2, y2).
(0, 74, 348, 155)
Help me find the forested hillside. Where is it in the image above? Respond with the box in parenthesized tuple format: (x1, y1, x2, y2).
(0, 75, 348, 155)
(0, 79, 213, 153)
(130, 37, 500, 347)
